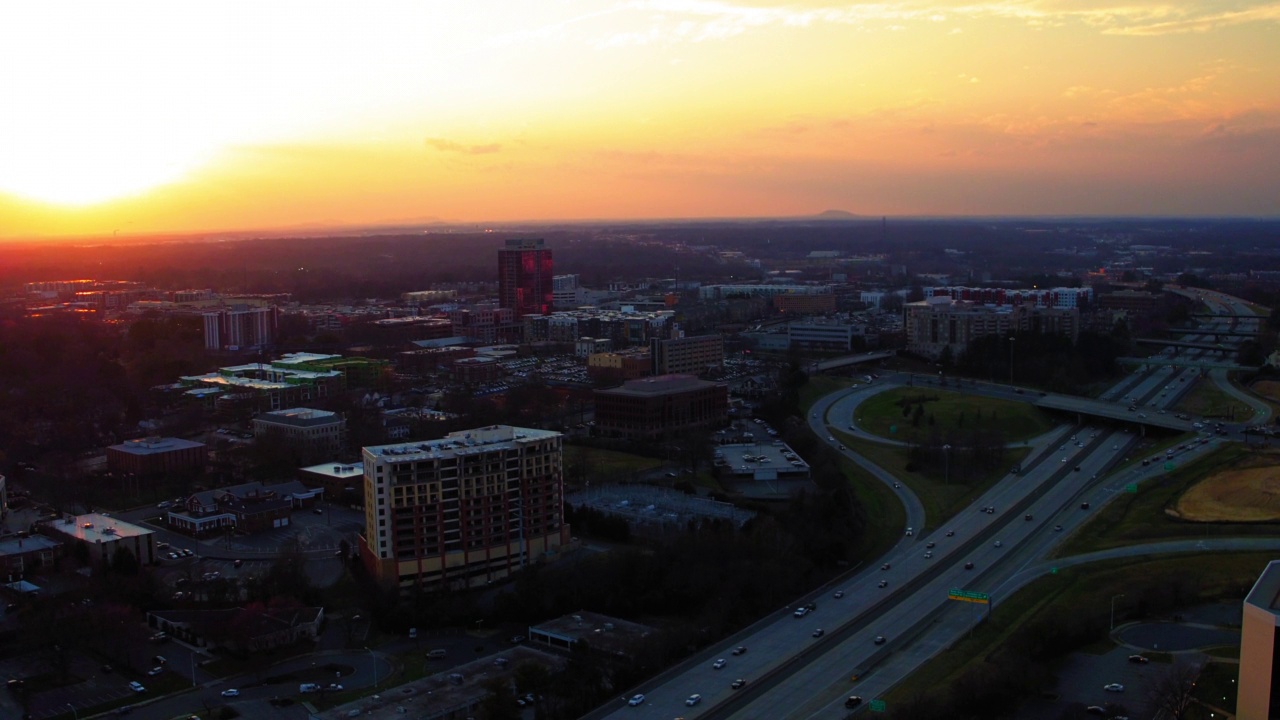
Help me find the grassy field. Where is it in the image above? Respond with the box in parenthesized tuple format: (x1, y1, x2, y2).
(1054, 444, 1280, 556)
(1174, 449, 1280, 521)
(563, 445, 665, 481)
(883, 552, 1268, 709)
(1175, 378, 1248, 420)
(837, 432, 1030, 530)
(852, 387, 1056, 445)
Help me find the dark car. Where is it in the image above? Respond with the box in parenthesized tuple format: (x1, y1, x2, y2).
(731, 678, 747, 689)
(873, 635, 886, 645)
(845, 695, 863, 708)
(1081, 501, 1091, 510)
(1128, 654, 1150, 664)
(964, 562, 975, 570)
(812, 628, 825, 638)
(732, 646, 748, 656)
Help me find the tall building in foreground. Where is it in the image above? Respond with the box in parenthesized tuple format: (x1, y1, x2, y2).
(498, 238, 553, 318)
(359, 425, 567, 592)
(1239, 559, 1280, 718)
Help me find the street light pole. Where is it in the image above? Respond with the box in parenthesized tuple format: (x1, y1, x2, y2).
(943, 445, 952, 485)
(365, 647, 378, 688)
(1111, 594, 1126, 630)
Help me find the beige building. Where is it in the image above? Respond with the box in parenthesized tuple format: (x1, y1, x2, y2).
(904, 297, 1079, 360)
(359, 425, 567, 592)
(252, 407, 346, 458)
(1238, 560, 1280, 719)
(650, 334, 724, 376)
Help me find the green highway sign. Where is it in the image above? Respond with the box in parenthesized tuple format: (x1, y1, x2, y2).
(1125, 483, 1138, 493)
(869, 699, 886, 712)
(947, 588, 990, 604)
(1164, 461, 1176, 471)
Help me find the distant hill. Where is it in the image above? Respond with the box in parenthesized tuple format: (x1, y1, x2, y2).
(813, 209, 863, 220)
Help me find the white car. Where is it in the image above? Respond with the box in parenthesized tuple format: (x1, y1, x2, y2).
(994, 541, 1003, 548)
(221, 689, 240, 697)
(147, 667, 163, 676)
(686, 694, 702, 706)
(129, 681, 146, 693)
(1103, 683, 1125, 692)
(628, 694, 645, 706)
(712, 658, 727, 669)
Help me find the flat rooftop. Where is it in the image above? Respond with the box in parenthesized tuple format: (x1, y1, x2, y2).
(314, 646, 565, 720)
(49, 513, 152, 543)
(599, 374, 720, 397)
(0, 534, 61, 556)
(299, 462, 363, 479)
(364, 426, 560, 462)
(108, 437, 205, 455)
(256, 408, 341, 427)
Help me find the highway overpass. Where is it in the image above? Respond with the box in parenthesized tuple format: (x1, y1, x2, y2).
(1033, 394, 1196, 432)
(808, 351, 896, 373)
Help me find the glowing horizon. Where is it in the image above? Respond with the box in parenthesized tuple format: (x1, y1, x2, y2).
(2, 1, 1278, 238)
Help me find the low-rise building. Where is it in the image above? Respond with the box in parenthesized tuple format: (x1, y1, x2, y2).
(905, 298, 1079, 360)
(594, 374, 728, 440)
(107, 437, 207, 477)
(650, 334, 724, 376)
(41, 513, 157, 566)
(252, 407, 346, 458)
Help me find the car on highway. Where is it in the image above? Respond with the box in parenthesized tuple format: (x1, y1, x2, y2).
(712, 658, 727, 670)
(845, 695, 863, 708)
(1128, 655, 1149, 664)
(926, 541, 935, 548)
(892, 482, 900, 488)
(924, 551, 933, 559)
(1053, 525, 1063, 532)
(874, 635, 886, 645)
(878, 580, 888, 588)
(628, 694, 645, 706)
(964, 562, 975, 570)
(1024, 514, 1033, 521)
(221, 689, 240, 697)
(812, 628, 825, 638)
(881, 563, 891, 570)
(793, 607, 809, 618)
(685, 694, 702, 706)
(1081, 502, 1091, 509)
(732, 646, 748, 656)
(905, 527, 913, 536)
(1104, 683, 1125, 692)
(731, 678, 747, 689)
(993, 541, 1003, 548)
(833, 590, 845, 599)
(946, 530, 955, 537)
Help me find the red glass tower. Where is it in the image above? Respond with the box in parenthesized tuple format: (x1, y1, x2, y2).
(497, 238, 553, 318)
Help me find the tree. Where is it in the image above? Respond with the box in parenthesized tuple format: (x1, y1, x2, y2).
(1146, 661, 1202, 720)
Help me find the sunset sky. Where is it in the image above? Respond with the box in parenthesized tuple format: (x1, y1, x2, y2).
(1, 1, 1278, 238)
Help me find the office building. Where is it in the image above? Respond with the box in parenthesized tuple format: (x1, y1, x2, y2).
(498, 239, 553, 319)
(252, 408, 347, 458)
(650, 334, 724, 376)
(359, 425, 568, 592)
(107, 437, 207, 477)
(42, 513, 157, 566)
(594, 375, 728, 440)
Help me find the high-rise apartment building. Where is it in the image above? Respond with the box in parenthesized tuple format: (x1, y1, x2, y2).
(498, 239, 553, 318)
(202, 305, 279, 351)
(1239, 560, 1280, 719)
(359, 425, 567, 592)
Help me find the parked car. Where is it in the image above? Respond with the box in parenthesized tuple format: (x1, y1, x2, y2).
(1104, 683, 1125, 692)
(1128, 654, 1150, 664)
(221, 689, 240, 697)
(128, 681, 146, 693)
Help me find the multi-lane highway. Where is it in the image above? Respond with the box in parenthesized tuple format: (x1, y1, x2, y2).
(589, 293, 1268, 720)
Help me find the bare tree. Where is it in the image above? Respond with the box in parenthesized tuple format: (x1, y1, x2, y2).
(1145, 660, 1201, 720)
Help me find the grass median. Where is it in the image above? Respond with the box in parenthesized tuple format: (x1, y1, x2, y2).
(851, 387, 1056, 445)
(1054, 443, 1280, 557)
(883, 552, 1268, 710)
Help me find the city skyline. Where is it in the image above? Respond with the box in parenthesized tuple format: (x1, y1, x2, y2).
(2, 1, 1278, 240)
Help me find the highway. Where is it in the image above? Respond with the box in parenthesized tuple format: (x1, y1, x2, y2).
(589, 292, 1269, 720)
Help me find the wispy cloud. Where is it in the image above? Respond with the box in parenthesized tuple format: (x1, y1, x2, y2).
(582, 0, 1280, 46)
(425, 138, 502, 155)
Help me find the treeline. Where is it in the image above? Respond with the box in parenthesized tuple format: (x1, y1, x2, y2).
(954, 330, 1129, 393)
